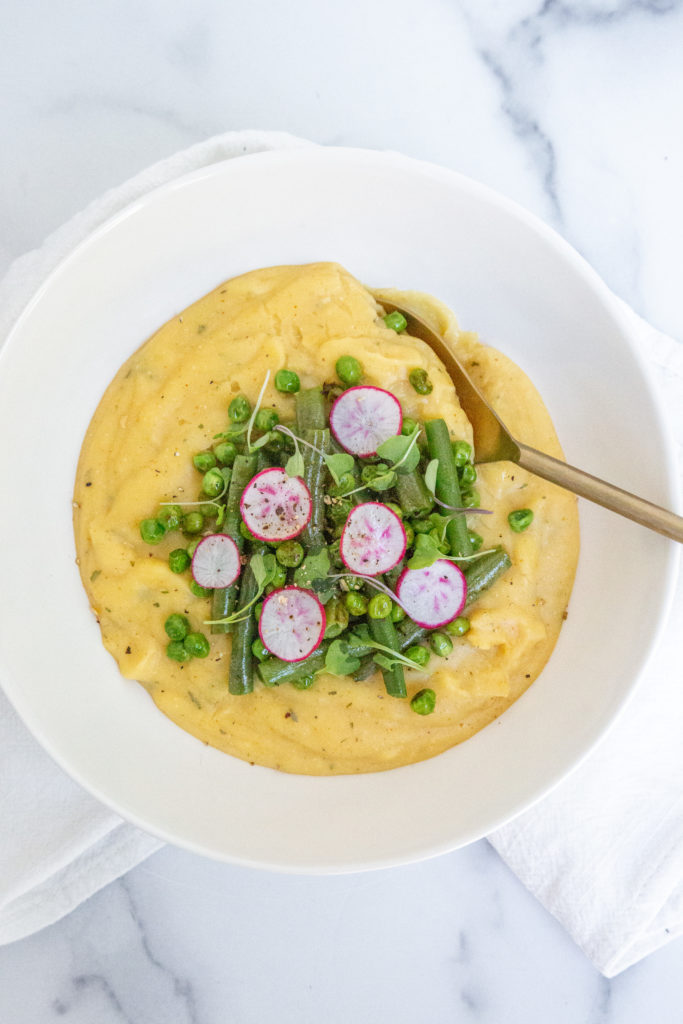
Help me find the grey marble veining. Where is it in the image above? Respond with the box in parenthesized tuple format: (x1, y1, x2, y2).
(1, 0, 682, 1020)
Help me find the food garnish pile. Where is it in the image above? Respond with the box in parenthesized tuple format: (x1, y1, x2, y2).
(138, 315, 532, 715)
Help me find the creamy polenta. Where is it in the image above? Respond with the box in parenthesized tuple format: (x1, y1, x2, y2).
(73, 263, 578, 774)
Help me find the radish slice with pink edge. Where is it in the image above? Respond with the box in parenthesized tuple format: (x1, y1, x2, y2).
(340, 502, 406, 576)
(396, 560, 467, 628)
(240, 468, 312, 542)
(191, 534, 241, 589)
(258, 587, 326, 662)
(329, 385, 402, 456)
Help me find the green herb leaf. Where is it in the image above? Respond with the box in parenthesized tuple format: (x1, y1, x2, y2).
(250, 431, 273, 451)
(424, 458, 439, 495)
(324, 452, 355, 485)
(373, 652, 400, 671)
(376, 426, 421, 474)
(285, 451, 305, 478)
(325, 639, 361, 676)
(294, 548, 334, 601)
(368, 471, 397, 492)
(251, 551, 277, 591)
(348, 624, 372, 646)
(407, 532, 443, 570)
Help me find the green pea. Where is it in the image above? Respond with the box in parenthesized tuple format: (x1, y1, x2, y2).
(275, 540, 305, 568)
(239, 520, 258, 542)
(271, 562, 288, 588)
(213, 441, 237, 466)
(201, 467, 225, 498)
(452, 440, 473, 467)
(202, 502, 221, 520)
(292, 674, 315, 690)
(335, 355, 363, 386)
(140, 518, 165, 545)
(408, 368, 433, 395)
(193, 451, 216, 473)
(251, 638, 271, 662)
(157, 505, 183, 531)
(229, 394, 251, 422)
(446, 616, 470, 637)
(330, 472, 356, 497)
(255, 408, 279, 432)
(368, 593, 392, 619)
(404, 523, 415, 547)
(508, 508, 534, 533)
(166, 640, 191, 662)
(190, 581, 212, 599)
(328, 539, 344, 569)
(460, 463, 477, 487)
(327, 498, 352, 524)
(390, 602, 406, 623)
(274, 369, 300, 394)
(345, 592, 368, 616)
(186, 537, 201, 557)
(254, 601, 264, 622)
(411, 688, 436, 715)
(430, 632, 453, 658)
(169, 548, 191, 574)
(344, 574, 365, 591)
(384, 502, 403, 519)
(405, 644, 430, 668)
(165, 613, 189, 642)
(467, 530, 484, 552)
(383, 311, 407, 333)
(401, 417, 419, 436)
(461, 490, 480, 509)
(183, 511, 204, 534)
(182, 632, 209, 658)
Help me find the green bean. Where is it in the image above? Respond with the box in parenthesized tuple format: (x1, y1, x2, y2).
(228, 544, 265, 695)
(425, 418, 472, 557)
(397, 547, 512, 650)
(295, 387, 327, 432)
(369, 617, 406, 698)
(323, 597, 350, 638)
(301, 426, 330, 550)
(257, 643, 329, 686)
(211, 453, 258, 634)
(395, 471, 434, 519)
(461, 547, 512, 605)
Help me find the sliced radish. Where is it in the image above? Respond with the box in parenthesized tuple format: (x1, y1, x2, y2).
(329, 386, 402, 456)
(340, 502, 406, 576)
(258, 586, 326, 662)
(240, 468, 311, 542)
(191, 534, 241, 589)
(396, 560, 467, 628)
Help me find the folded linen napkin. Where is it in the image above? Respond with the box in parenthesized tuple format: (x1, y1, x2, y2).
(0, 131, 680, 977)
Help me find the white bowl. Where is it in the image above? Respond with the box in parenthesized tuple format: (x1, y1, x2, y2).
(0, 148, 677, 871)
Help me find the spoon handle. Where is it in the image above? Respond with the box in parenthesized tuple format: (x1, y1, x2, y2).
(516, 443, 683, 543)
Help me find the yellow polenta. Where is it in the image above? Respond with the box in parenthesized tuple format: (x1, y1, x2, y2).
(73, 263, 579, 774)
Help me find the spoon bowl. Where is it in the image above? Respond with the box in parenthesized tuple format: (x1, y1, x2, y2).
(379, 299, 683, 545)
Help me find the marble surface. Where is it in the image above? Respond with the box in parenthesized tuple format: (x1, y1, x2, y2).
(1, 0, 683, 1020)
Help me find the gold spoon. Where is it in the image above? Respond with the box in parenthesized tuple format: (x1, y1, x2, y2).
(379, 300, 683, 544)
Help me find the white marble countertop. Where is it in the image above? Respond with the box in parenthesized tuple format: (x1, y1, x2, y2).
(2, 0, 683, 1020)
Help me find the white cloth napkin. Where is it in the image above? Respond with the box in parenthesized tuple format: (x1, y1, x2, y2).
(489, 312, 683, 978)
(0, 131, 681, 977)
